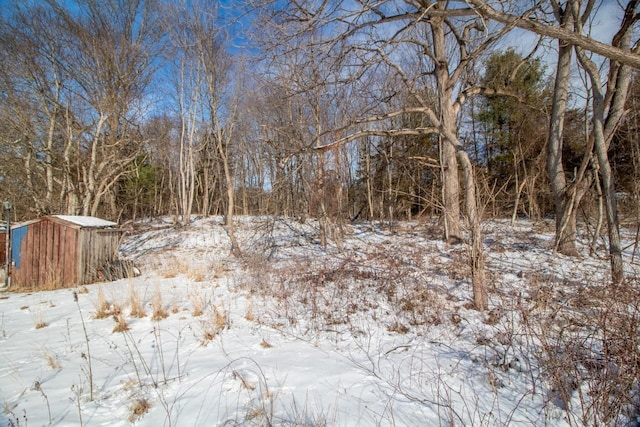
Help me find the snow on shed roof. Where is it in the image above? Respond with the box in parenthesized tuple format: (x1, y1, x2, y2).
(51, 215, 118, 228)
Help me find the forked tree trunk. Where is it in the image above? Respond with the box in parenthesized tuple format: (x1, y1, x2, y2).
(432, 11, 486, 309)
(547, 17, 579, 256)
(572, 0, 639, 284)
(591, 101, 624, 284)
(576, 55, 626, 284)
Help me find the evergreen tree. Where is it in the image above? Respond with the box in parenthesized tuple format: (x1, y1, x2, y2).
(475, 49, 550, 217)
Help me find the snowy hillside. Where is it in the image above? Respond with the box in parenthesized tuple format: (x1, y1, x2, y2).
(1, 216, 638, 426)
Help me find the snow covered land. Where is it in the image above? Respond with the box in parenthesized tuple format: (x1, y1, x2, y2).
(1, 216, 639, 426)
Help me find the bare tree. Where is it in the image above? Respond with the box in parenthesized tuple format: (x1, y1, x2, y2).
(468, 0, 640, 283)
(257, 1, 523, 309)
(573, 0, 640, 283)
(547, 1, 584, 256)
(164, 0, 241, 254)
(0, 4, 70, 215)
(164, 12, 207, 225)
(0, 0, 162, 218)
(468, 0, 640, 68)
(252, 77, 316, 218)
(47, 0, 162, 217)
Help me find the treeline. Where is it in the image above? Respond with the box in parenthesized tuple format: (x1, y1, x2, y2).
(1, 1, 640, 288)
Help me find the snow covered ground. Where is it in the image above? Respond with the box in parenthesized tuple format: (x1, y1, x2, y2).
(1, 216, 638, 426)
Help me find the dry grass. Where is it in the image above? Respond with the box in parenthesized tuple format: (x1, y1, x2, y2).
(161, 257, 209, 282)
(516, 278, 640, 425)
(387, 321, 409, 334)
(112, 313, 129, 333)
(128, 282, 146, 318)
(30, 304, 48, 330)
(43, 350, 60, 369)
(189, 290, 205, 317)
(12, 274, 63, 292)
(241, 244, 448, 336)
(34, 270, 64, 291)
(111, 303, 122, 316)
(201, 305, 227, 344)
(244, 298, 255, 322)
(213, 306, 227, 330)
(93, 286, 112, 319)
(444, 249, 470, 281)
(151, 286, 168, 321)
(233, 370, 256, 391)
(161, 268, 178, 279)
(187, 267, 207, 282)
(160, 257, 180, 278)
(128, 398, 151, 422)
(260, 339, 272, 348)
(34, 321, 48, 329)
(10, 267, 77, 292)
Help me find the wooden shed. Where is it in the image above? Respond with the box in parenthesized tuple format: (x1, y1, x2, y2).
(0, 228, 5, 267)
(10, 215, 124, 288)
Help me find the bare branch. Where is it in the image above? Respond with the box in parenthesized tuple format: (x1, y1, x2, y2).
(467, 0, 640, 68)
(314, 127, 438, 152)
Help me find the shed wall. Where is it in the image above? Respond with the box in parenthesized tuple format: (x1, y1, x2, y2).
(11, 217, 122, 288)
(12, 220, 78, 288)
(0, 233, 5, 265)
(78, 228, 122, 284)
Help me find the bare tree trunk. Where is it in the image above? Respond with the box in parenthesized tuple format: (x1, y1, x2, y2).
(575, 54, 625, 283)
(81, 114, 107, 216)
(62, 105, 80, 215)
(240, 159, 248, 215)
(547, 35, 577, 255)
(215, 127, 241, 257)
(384, 146, 394, 225)
(43, 80, 59, 211)
(547, 9, 578, 256)
(573, 0, 639, 284)
(511, 180, 527, 226)
(591, 103, 624, 283)
(177, 68, 199, 226)
(203, 162, 211, 217)
(364, 139, 375, 221)
(590, 161, 604, 255)
(431, 9, 486, 308)
(318, 157, 328, 248)
(441, 127, 462, 242)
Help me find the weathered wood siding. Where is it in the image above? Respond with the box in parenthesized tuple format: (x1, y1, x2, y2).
(0, 233, 5, 265)
(78, 228, 122, 284)
(10, 216, 122, 289)
(12, 219, 79, 288)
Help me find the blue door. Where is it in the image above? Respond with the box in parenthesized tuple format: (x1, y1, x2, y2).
(11, 225, 27, 269)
